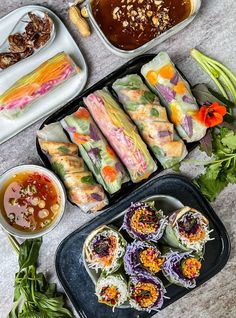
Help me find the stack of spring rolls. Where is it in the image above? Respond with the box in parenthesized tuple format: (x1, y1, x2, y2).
(83, 202, 213, 311)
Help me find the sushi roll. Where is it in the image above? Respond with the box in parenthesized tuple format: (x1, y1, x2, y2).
(37, 122, 108, 213)
(0, 52, 79, 119)
(128, 274, 166, 312)
(162, 250, 202, 288)
(95, 274, 128, 310)
(124, 240, 165, 276)
(84, 89, 157, 183)
(163, 206, 212, 252)
(141, 52, 207, 142)
(112, 74, 188, 169)
(61, 106, 129, 194)
(123, 201, 167, 242)
(83, 225, 127, 275)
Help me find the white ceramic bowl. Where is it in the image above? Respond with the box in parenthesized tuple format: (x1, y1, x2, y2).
(0, 164, 66, 239)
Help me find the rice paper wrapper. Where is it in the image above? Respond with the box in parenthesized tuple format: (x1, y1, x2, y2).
(123, 201, 168, 242)
(83, 225, 127, 275)
(141, 51, 207, 143)
(95, 273, 128, 310)
(124, 240, 164, 276)
(128, 274, 166, 312)
(84, 89, 157, 183)
(162, 250, 201, 288)
(113, 74, 188, 169)
(162, 206, 212, 252)
(61, 106, 129, 194)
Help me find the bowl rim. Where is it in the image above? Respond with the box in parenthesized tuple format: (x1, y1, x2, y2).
(0, 164, 66, 239)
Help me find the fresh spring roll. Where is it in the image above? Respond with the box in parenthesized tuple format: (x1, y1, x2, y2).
(0, 52, 79, 119)
(83, 89, 157, 183)
(83, 225, 127, 275)
(123, 201, 167, 242)
(162, 250, 202, 288)
(37, 122, 108, 213)
(95, 273, 128, 310)
(141, 52, 207, 142)
(129, 274, 166, 312)
(61, 107, 129, 194)
(124, 240, 165, 276)
(163, 206, 212, 252)
(113, 74, 188, 169)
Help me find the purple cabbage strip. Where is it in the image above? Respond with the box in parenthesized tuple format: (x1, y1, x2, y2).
(91, 193, 103, 202)
(157, 84, 176, 103)
(183, 115, 193, 138)
(170, 73, 179, 85)
(66, 126, 76, 133)
(182, 95, 195, 104)
(89, 123, 101, 141)
(158, 130, 172, 138)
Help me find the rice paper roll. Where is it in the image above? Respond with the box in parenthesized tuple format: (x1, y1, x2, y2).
(95, 273, 128, 310)
(61, 106, 129, 194)
(123, 201, 167, 242)
(113, 74, 188, 168)
(163, 206, 212, 252)
(162, 250, 202, 288)
(128, 274, 166, 312)
(141, 52, 207, 142)
(124, 240, 165, 276)
(0, 52, 79, 119)
(37, 122, 108, 213)
(84, 89, 157, 183)
(83, 225, 127, 275)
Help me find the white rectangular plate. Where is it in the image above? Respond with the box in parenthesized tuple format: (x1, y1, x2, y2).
(0, 5, 88, 145)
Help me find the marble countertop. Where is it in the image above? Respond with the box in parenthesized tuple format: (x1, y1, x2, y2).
(0, 0, 236, 317)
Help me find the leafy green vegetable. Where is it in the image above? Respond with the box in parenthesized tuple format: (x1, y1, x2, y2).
(57, 146, 70, 154)
(81, 175, 96, 185)
(7, 237, 73, 318)
(51, 162, 66, 178)
(194, 127, 236, 201)
(150, 108, 159, 117)
(140, 91, 156, 103)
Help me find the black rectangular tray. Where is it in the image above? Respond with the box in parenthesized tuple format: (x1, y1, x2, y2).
(36, 54, 198, 208)
(55, 174, 230, 318)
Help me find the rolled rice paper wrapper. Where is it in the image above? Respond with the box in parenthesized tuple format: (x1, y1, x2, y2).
(162, 250, 202, 288)
(112, 74, 188, 169)
(123, 201, 167, 242)
(141, 52, 207, 142)
(61, 106, 129, 194)
(129, 274, 166, 312)
(83, 225, 127, 275)
(84, 88, 157, 183)
(163, 206, 212, 252)
(95, 273, 128, 310)
(0, 52, 79, 119)
(37, 122, 108, 213)
(124, 240, 165, 276)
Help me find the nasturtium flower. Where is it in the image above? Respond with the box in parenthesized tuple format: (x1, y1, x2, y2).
(197, 102, 227, 127)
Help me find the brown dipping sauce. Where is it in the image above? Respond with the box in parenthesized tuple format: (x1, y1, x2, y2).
(91, 0, 192, 50)
(0, 171, 61, 232)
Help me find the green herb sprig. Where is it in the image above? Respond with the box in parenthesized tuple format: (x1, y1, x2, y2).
(7, 236, 73, 318)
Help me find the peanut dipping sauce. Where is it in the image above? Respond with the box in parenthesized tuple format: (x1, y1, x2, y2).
(91, 0, 192, 50)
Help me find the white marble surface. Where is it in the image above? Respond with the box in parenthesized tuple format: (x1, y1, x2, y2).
(0, 0, 236, 317)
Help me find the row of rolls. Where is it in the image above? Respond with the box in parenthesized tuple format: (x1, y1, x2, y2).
(38, 52, 207, 213)
(83, 203, 212, 312)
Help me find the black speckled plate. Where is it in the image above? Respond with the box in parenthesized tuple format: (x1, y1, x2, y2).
(55, 174, 230, 318)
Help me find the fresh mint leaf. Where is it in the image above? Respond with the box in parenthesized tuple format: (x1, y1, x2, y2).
(81, 175, 96, 185)
(150, 108, 159, 117)
(57, 146, 70, 154)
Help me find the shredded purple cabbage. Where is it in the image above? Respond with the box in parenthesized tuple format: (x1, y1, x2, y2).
(182, 95, 195, 104)
(91, 193, 103, 201)
(89, 123, 101, 141)
(170, 73, 179, 85)
(158, 130, 172, 138)
(157, 84, 176, 103)
(65, 126, 76, 133)
(183, 115, 193, 138)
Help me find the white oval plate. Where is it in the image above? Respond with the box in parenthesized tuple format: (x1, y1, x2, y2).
(0, 5, 88, 145)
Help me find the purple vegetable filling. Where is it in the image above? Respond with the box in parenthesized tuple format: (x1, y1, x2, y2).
(158, 130, 172, 138)
(92, 235, 111, 257)
(89, 123, 101, 141)
(183, 115, 193, 138)
(178, 213, 200, 235)
(157, 84, 176, 103)
(170, 73, 179, 85)
(91, 193, 103, 201)
(182, 95, 195, 104)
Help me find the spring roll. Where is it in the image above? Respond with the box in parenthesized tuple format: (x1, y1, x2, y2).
(162, 250, 202, 288)
(129, 274, 166, 312)
(113, 74, 188, 168)
(61, 106, 129, 194)
(141, 52, 207, 142)
(83, 225, 127, 275)
(124, 240, 165, 276)
(0, 52, 79, 119)
(84, 89, 157, 183)
(95, 273, 128, 310)
(163, 206, 212, 252)
(37, 122, 108, 213)
(122, 201, 167, 242)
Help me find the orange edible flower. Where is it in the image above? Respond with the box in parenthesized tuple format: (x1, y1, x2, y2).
(197, 102, 227, 127)
(74, 107, 90, 119)
(102, 166, 118, 182)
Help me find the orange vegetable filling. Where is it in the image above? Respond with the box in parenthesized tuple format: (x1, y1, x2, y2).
(158, 64, 175, 80)
(139, 248, 164, 274)
(170, 103, 183, 125)
(74, 107, 90, 119)
(102, 166, 118, 182)
(93, 235, 117, 267)
(73, 132, 90, 144)
(100, 285, 120, 305)
(181, 257, 201, 279)
(146, 71, 158, 85)
(173, 81, 186, 94)
(130, 206, 159, 234)
(132, 282, 159, 308)
(106, 145, 116, 159)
